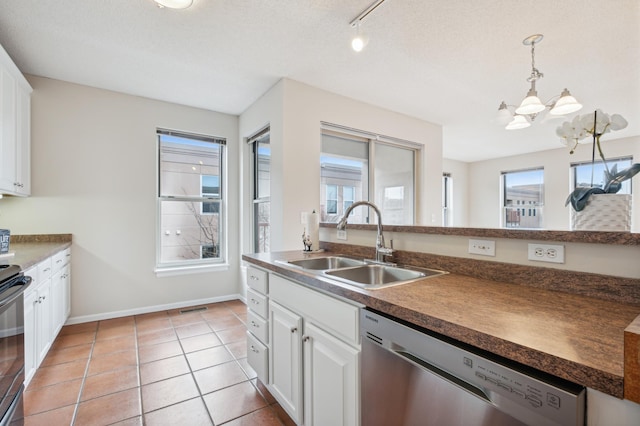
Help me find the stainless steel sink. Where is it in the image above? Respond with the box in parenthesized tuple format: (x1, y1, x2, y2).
(287, 256, 366, 270)
(324, 264, 447, 289)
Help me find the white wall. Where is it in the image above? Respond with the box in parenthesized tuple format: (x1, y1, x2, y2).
(239, 78, 443, 253)
(467, 136, 640, 231)
(0, 76, 241, 321)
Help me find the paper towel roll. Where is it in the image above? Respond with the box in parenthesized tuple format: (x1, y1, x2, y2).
(303, 210, 320, 251)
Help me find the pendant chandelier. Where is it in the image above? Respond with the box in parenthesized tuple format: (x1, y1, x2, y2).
(497, 34, 582, 130)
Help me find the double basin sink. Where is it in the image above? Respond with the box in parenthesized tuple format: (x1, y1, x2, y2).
(283, 256, 447, 290)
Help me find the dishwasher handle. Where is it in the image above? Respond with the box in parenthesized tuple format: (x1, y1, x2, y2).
(394, 349, 492, 404)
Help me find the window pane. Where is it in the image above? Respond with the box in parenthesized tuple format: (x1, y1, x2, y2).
(256, 138, 271, 199)
(502, 169, 544, 229)
(375, 143, 414, 225)
(159, 200, 221, 263)
(320, 136, 368, 223)
(202, 175, 219, 197)
(254, 201, 270, 253)
(160, 135, 221, 198)
(574, 158, 632, 194)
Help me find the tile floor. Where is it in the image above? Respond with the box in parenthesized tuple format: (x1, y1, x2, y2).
(24, 300, 295, 426)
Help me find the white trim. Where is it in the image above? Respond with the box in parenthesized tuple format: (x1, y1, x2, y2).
(65, 293, 245, 325)
(154, 262, 229, 277)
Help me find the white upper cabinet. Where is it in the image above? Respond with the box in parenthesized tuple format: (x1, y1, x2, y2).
(0, 42, 31, 196)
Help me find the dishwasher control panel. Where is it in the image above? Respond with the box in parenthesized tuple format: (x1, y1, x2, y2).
(361, 309, 585, 426)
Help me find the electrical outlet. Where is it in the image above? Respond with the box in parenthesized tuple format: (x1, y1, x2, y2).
(527, 244, 565, 264)
(337, 230, 347, 240)
(468, 239, 495, 256)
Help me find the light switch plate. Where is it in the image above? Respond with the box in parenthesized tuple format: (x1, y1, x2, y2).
(337, 230, 347, 240)
(468, 239, 495, 256)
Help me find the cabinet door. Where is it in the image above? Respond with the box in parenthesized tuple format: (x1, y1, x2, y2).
(23, 289, 37, 387)
(0, 67, 16, 193)
(62, 263, 71, 320)
(303, 322, 360, 426)
(51, 270, 63, 337)
(269, 300, 303, 424)
(36, 279, 52, 365)
(14, 86, 29, 195)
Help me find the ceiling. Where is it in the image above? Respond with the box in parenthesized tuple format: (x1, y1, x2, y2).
(0, 0, 638, 162)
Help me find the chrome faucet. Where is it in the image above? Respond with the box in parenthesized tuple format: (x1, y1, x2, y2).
(337, 201, 394, 264)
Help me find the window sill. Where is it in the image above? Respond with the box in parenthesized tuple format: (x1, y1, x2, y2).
(155, 262, 229, 278)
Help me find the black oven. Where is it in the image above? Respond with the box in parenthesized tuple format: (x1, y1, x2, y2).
(0, 265, 31, 426)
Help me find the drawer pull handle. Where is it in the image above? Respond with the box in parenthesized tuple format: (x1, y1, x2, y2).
(250, 299, 259, 305)
(250, 276, 259, 280)
(291, 327, 298, 334)
(303, 335, 310, 343)
(250, 345, 259, 353)
(251, 321, 259, 328)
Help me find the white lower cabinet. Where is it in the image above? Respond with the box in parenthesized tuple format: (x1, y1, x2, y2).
(268, 274, 361, 426)
(24, 247, 71, 387)
(303, 322, 359, 426)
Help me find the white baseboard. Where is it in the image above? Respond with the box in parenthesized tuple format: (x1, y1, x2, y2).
(65, 293, 245, 325)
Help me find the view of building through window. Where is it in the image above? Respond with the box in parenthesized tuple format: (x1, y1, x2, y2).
(502, 168, 544, 229)
(158, 130, 225, 266)
(572, 157, 633, 194)
(320, 128, 418, 225)
(252, 129, 270, 253)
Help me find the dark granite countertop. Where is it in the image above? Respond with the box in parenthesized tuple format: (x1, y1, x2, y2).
(242, 250, 640, 399)
(1, 234, 72, 270)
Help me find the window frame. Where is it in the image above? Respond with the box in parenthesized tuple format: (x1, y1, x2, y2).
(155, 128, 227, 275)
(500, 167, 544, 229)
(320, 122, 421, 225)
(250, 127, 271, 253)
(570, 156, 633, 194)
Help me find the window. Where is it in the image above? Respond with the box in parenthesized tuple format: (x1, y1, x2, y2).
(442, 173, 452, 226)
(251, 128, 270, 253)
(571, 157, 633, 195)
(320, 124, 419, 225)
(502, 168, 544, 229)
(157, 129, 225, 268)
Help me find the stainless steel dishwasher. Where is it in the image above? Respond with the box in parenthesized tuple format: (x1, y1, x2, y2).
(361, 309, 585, 426)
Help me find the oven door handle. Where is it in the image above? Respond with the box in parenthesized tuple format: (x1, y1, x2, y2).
(0, 276, 32, 309)
(394, 349, 492, 403)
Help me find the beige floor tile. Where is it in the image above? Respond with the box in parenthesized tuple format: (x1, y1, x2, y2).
(216, 325, 247, 344)
(223, 406, 283, 426)
(40, 343, 92, 367)
(179, 332, 222, 353)
(59, 322, 98, 336)
(138, 340, 183, 364)
(186, 346, 234, 371)
(136, 328, 177, 347)
(92, 335, 136, 357)
(27, 358, 87, 390)
(87, 349, 138, 376)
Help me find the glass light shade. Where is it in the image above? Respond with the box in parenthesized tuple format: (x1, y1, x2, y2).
(549, 89, 582, 115)
(153, 0, 193, 9)
(495, 102, 513, 125)
(505, 115, 531, 130)
(515, 93, 545, 115)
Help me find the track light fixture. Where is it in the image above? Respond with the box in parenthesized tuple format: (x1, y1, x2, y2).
(349, 0, 388, 52)
(497, 34, 583, 130)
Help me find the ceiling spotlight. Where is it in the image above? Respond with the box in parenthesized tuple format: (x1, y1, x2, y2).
(153, 0, 193, 9)
(349, 0, 388, 52)
(497, 34, 582, 130)
(351, 22, 368, 52)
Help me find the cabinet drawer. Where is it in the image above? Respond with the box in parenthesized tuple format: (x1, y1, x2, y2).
(270, 274, 360, 346)
(52, 248, 70, 272)
(247, 266, 268, 294)
(38, 258, 52, 281)
(247, 288, 268, 319)
(247, 310, 268, 343)
(247, 331, 268, 384)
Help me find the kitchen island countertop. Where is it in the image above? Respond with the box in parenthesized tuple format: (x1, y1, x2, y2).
(243, 250, 640, 399)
